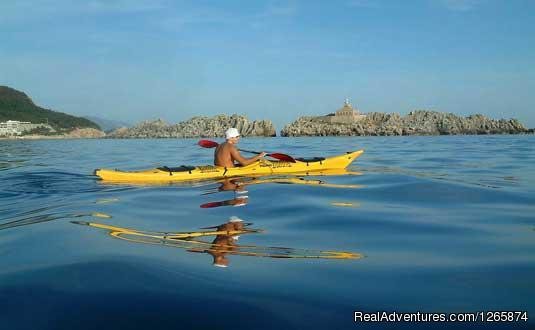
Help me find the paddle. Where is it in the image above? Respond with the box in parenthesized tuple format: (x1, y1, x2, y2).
(200, 196, 248, 208)
(198, 139, 296, 163)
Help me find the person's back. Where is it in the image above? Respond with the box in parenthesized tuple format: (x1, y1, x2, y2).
(214, 128, 266, 168)
(214, 142, 235, 168)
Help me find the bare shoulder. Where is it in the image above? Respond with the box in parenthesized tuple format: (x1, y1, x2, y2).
(224, 143, 238, 152)
(216, 142, 236, 154)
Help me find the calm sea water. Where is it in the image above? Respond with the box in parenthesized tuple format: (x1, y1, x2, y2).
(1, 136, 534, 330)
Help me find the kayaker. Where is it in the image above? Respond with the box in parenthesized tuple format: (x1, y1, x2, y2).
(214, 128, 266, 168)
(187, 217, 245, 267)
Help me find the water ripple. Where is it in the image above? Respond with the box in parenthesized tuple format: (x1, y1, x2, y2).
(1, 136, 534, 329)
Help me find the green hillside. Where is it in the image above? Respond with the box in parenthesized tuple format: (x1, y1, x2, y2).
(0, 86, 100, 131)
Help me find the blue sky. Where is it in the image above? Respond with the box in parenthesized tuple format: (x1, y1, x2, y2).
(1, 0, 534, 129)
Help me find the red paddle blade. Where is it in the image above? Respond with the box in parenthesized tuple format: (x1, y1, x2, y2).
(200, 197, 248, 208)
(200, 201, 225, 208)
(268, 153, 296, 163)
(198, 139, 219, 148)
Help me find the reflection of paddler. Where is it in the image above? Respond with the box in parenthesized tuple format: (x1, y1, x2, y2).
(218, 178, 248, 194)
(199, 178, 249, 208)
(192, 217, 245, 268)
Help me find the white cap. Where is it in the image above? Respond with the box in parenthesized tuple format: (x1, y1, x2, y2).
(225, 128, 240, 139)
(229, 216, 244, 222)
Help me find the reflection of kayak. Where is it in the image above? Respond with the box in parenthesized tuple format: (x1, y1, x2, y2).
(72, 221, 361, 260)
(72, 221, 261, 240)
(200, 176, 363, 208)
(94, 150, 364, 183)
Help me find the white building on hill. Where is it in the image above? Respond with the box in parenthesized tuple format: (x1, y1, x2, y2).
(0, 120, 53, 136)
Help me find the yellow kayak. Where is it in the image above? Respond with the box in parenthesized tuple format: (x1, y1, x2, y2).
(94, 149, 364, 183)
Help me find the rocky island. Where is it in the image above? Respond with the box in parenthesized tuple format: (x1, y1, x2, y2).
(107, 114, 276, 138)
(281, 100, 529, 136)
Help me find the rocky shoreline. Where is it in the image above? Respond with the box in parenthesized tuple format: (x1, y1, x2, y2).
(281, 111, 530, 136)
(2, 112, 532, 140)
(3, 86, 532, 139)
(107, 114, 276, 138)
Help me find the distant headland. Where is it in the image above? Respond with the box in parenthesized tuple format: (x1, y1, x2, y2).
(0, 86, 103, 139)
(1, 86, 532, 139)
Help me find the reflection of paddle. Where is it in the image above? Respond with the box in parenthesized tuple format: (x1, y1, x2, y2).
(198, 139, 296, 163)
(200, 196, 248, 208)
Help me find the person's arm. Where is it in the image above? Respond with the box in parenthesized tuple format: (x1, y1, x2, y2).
(230, 147, 266, 166)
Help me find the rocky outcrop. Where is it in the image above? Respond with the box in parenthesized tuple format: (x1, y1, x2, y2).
(107, 114, 276, 138)
(281, 111, 529, 136)
(65, 128, 106, 138)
